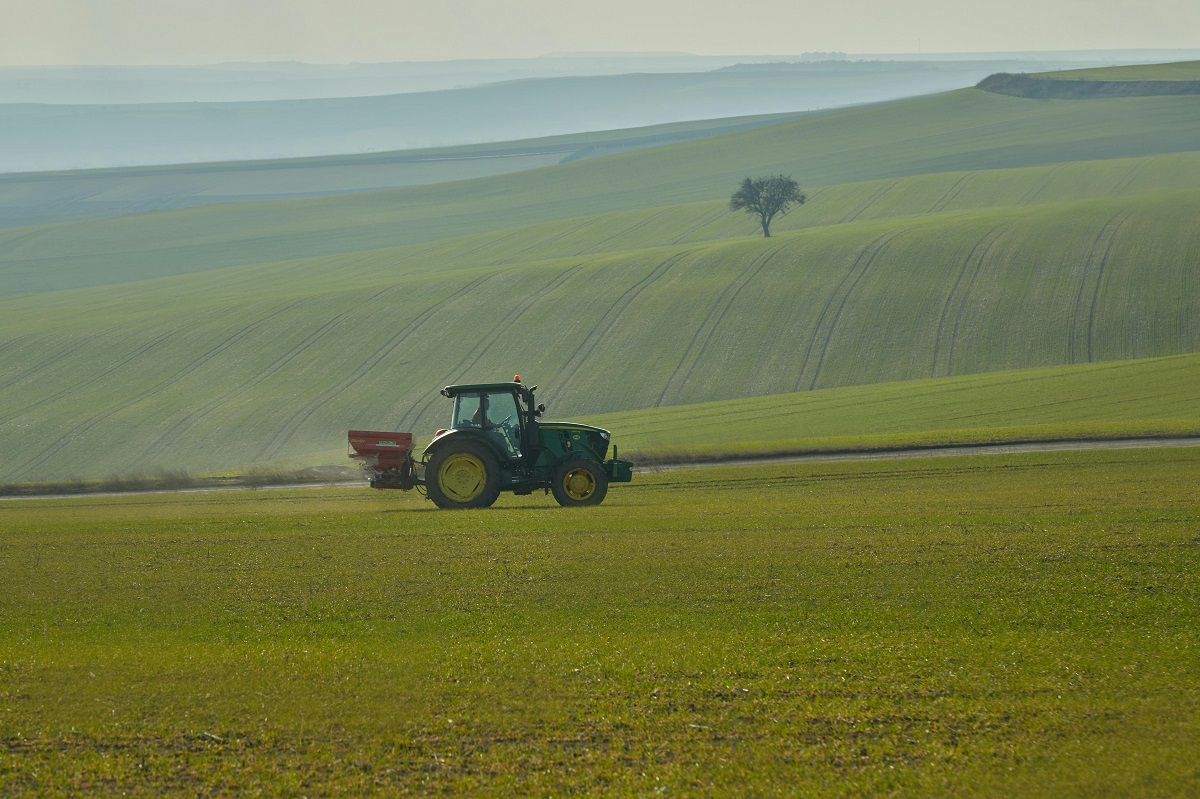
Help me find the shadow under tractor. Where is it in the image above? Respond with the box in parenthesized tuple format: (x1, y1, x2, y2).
(348, 378, 633, 509)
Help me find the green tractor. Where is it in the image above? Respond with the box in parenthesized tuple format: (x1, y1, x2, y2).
(348, 378, 633, 509)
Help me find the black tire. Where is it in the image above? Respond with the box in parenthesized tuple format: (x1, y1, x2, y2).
(551, 457, 609, 507)
(425, 439, 501, 509)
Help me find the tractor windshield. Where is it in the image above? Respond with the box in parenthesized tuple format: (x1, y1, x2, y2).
(451, 393, 482, 429)
(451, 390, 522, 458)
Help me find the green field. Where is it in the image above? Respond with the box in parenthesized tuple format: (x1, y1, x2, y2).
(2, 448, 1198, 795)
(1, 62, 1199, 482)
(1039, 61, 1200, 81)
(590, 353, 1200, 461)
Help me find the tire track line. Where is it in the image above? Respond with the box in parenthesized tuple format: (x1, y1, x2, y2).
(1085, 213, 1133, 363)
(135, 285, 406, 467)
(1018, 163, 1068, 206)
(585, 208, 675, 252)
(1108, 159, 1149, 197)
(390, 263, 591, 437)
(928, 173, 976, 214)
(8, 297, 312, 481)
(0, 324, 131, 393)
(256, 272, 506, 459)
(1, 302, 237, 427)
(944, 224, 1014, 376)
(657, 242, 790, 406)
(930, 223, 1009, 377)
(554, 250, 694, 400)
(794, 232, 902, 392)
(666, 206, 729, 245)
(839, 180, 898, 224)
(1069, 212, 1130, 364)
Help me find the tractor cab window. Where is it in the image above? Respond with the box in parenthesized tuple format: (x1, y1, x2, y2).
(452, 393, 482, 429)
(450, 390, 522, 459)
(482, 391, 522, 458)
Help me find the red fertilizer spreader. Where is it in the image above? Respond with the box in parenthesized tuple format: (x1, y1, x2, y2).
(347, 430, 416, 489)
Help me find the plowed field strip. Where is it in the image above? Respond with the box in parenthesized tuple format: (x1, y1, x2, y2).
(135, 285, 405, 467)
(928, 173, 976, 214)
(393, 264, 589, 435)
(8, 297, 311, 480)
(1018, 163, 1068, 205)
(793, 232, 899, 392)
(254, 272, 505, 458)
(554, 251, 695, 399)
(0, 327, 183, 428)
(1085, 214, 1133, 362)
(1070, 212, 1131, 364)
(931, 224, 1010, 377)
(839, 180, 898, 224)
(657, 243, 789, 406)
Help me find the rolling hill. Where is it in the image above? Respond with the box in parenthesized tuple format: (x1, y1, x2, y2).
(1, 63, 1198, 481)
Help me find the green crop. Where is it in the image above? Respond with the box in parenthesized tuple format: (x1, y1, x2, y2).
(1, 448, 1198, 795)
(1, 65, 1199, 481)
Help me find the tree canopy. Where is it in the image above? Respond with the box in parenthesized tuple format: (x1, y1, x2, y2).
(729, 175, 805, 237)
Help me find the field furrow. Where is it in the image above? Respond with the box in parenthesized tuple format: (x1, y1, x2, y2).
(656, 242, 790, 406)
(6, 297, 313, 480)
(553, 251, 694, 400)
(1070, 212, 1131, 364)
(794, 231, 901, 391)
(133, 284, 406, 468)
(934, 224, 1012, 377)
(391, 264, 587, 436)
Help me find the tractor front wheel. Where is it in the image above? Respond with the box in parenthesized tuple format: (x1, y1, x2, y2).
(551, 457, 608, 507)
(426, 440, 501, 509)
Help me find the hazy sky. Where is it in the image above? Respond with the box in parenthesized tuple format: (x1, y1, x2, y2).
(5, 0, 1198, 65)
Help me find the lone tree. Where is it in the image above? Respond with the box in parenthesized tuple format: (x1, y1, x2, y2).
(729, 174, 805, 237)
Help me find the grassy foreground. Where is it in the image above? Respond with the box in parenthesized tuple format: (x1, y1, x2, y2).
(2, 448, 1198, 796)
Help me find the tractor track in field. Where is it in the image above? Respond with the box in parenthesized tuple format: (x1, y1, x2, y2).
(134, 284, 407, 469)
(1070, 211, 1132, 365)
(554, 250, 695, 400)
(656, 242, 791, 407)
(932, 223, 1013, 377)
(388, 263, 589, 435)
(9, 436, 1200, 501)
(1018, 163, 1069, 206)
(259, 270, 509, 460)
(794, 231, 903, 392)
(0, 327, 123, 393)
(0, 302, 239, 428)
(0, 332, 31, 361)
(839, 180, 899, 224)
(585, 208, 675, 253)
(1109, 158, 1149, 197)
(645, 436, 1200, 472)
(928, 173, 976, 214)
(487, 219, 589, 264)
(8, 297, 311, 481)
(666, 206, 728, 245)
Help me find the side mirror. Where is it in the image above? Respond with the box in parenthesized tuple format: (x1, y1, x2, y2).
(537, 403, 545, 416)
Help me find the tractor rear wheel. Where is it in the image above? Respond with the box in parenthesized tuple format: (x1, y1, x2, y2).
(551, 457, 608, 507)
(426, 440, 501, 509)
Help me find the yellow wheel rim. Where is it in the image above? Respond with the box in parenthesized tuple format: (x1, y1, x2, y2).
(562, 467, 597, 501)
(438, 452, 487, 502)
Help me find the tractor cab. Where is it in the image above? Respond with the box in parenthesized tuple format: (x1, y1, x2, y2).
(440, 378, 544, 462)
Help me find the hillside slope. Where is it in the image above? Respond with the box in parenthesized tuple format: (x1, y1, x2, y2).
(4, 87, 1200, 297)
(1, 64, 1198, 480)
(1, 188, 1196, 480)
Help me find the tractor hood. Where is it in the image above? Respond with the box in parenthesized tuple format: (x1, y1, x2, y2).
(541, 421, 612, 459)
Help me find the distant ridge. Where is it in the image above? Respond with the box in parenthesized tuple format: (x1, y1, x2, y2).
(978, 72, 1200, 99)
